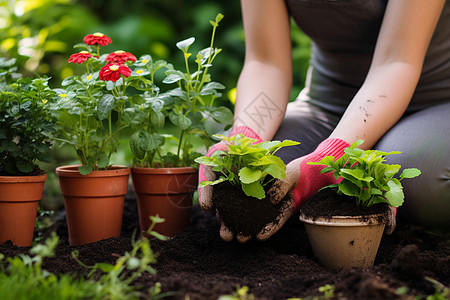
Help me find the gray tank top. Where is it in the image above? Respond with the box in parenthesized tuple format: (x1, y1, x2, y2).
(285, 0, 450, 114)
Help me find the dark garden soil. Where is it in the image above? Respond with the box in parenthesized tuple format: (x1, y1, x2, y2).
(300, 188, 391, 221)
(1, 193, 450, 300)
(212, 180, 290, 236)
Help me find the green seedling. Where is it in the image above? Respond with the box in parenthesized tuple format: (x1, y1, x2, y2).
(308, 140, 421, 207)
(195, 134, 299, 199)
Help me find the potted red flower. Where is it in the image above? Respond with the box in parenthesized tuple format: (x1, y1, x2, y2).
(51, 32, 141, 245)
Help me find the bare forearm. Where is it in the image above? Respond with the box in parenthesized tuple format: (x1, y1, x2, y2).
(234, 60, 292, 140)
(330, 62, 421, 149)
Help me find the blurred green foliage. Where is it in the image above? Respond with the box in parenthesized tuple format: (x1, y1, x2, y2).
(1, 0, 311, 102)
(1, 0, 311, 209)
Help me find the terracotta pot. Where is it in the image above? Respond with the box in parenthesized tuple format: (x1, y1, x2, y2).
(131, 167, 198, 237)
(299, 213, 387, 271)
(56, 165, 130, 245)
(0, 173, 47, 247)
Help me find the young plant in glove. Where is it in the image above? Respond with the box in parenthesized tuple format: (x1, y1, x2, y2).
(307, 139, 421, 208)
(195, 134, 300, 199)
(195, 134, 299, 238)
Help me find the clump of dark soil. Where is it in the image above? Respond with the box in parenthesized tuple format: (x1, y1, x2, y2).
(212, 180, 291, 236)
(1, 194, 450, 300)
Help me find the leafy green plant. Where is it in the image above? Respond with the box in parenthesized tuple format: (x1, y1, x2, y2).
(51, 13, 232, 174)
(308, 140, 421, 207)
(0, 58, 57, 175)
(125, 13, 233, 168)
(51, 32, 147, 175)
(0, 216, 169, 300)
(195, 134, 299, 199)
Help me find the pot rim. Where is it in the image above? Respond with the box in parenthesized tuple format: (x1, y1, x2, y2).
(0, 173, 48, 183)
(299, 212, 387, 227)
(55, 165, 130, 178)
(131, 166, 198, 175)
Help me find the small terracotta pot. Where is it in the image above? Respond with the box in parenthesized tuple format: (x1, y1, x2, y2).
(56, 165, 130, 245)
(0, 173, 47, 247)
(299, 213, 386, 271)
(131, 167, 198, 237)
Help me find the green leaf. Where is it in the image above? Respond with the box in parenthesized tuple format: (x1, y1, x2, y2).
(263, 163, 285, 179)
(209, 106, 233, 125)
(61, 76, 75, 87)
(78, 165, 93, 175)
(269, 140, 300, 152)
(163, 73, 184, 84)
(320, 166, 336, 174)
(95, 263, 114, 273)
(383, 164, 401, 179)
(194, 156, 219, 167)
(176, 37, 195, 51)
(338, 181, 360, 197)
(97, 153, 109, 169)
(307, 156, 336, 167)
(130, 131, 147, 159)
(242, 181, 266, 199)
(340, 169, 373, 182)
(150, 110, 165, 128)
(400, 168, 421, 179)
(150, 231, 168, 241)
(345, 147, 363, 157)
(385, 179, 404, 207)
(199, 177, 225, 187)
(169, 112, 192, 130)
(97, 94, 115, 120)
(16, 160, 33, 174)
(239, 167, 262, 184)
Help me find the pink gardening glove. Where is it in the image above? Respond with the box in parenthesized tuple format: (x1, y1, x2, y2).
(198, 126, 264, 241)
(257, 138, 350, 240)
(292, 138, 350, 209)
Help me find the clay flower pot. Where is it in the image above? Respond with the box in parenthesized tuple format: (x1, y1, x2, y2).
(0, 173, 47, 247)
(131, 167, 198, 237)
(56, 165, 130, 245)
(299, 213, 387, 271)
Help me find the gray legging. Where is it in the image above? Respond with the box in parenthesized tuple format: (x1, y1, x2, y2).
(273, 100, 450, 231)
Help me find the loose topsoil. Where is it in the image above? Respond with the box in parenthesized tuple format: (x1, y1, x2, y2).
(1, 193, 450, 300)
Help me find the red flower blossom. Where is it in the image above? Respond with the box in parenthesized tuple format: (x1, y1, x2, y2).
(105, 50, 137, 64)
(83, 32, 112, 46)
(68, 51, 92, 64)
(99, 63, 131, 82)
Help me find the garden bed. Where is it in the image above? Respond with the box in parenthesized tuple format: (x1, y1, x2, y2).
(1, 195, 450, 299)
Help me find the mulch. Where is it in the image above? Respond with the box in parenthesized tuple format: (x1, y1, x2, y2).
(1, 194, 449, 300)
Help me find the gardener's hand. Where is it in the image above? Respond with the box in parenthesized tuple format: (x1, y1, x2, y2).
(256, 138, 350, 241)
(385, 206, 396, 235)
(198, 126, 264, 242)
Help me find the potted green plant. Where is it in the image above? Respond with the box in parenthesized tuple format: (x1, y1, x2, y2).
(299, 140, 421, 270)
(0, 58, 57, 246)
(125, 13, 234, 237)
(195, 134, 299, 238)
(50, 32, 139, 245)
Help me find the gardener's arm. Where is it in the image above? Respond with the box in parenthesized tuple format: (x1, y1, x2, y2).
(330, 0, 445, 149)
(259, 0, 446, 240)
(233, 0, 292, 140)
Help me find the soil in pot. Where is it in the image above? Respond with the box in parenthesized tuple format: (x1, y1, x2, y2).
(212, 179, 292, 237)
(300, 188, 390, 221)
